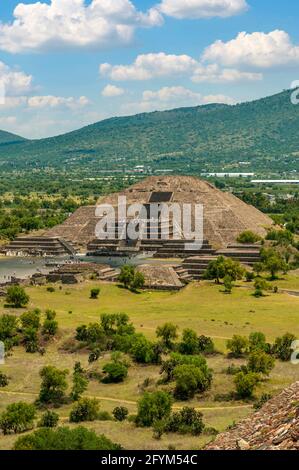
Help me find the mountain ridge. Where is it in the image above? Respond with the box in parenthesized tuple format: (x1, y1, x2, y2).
(0, 89, 298, 174)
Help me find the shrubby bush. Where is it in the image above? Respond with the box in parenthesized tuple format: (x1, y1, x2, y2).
(102, 362, 128, 383)
(226, 335, 249, 357)
(234, 372, 261, 399)
(173, 364, 212, 400)
(136, 391, 172, 427)
(42, 310, 58, 337)
(0, 372, 9, 387)
(156, 323, 178, 350)
(38, 410, 59, 428)
(113, 407, 129, 422)
(272, 333, 296, 362)
(237, 231, 262, 244)
(69, 398, 100, 423)
(247, 351, 275, 376)
(5, 286, 29, 308)
(163, 407, 205, 436)
(0, 402, 36, 435)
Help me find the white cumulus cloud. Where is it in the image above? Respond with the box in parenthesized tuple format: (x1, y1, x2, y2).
(191, 63, 262, 82)
(0, 61, 33, 96)
(203, 30, 299, 68)
(100, 52, 261, 83)
(158, 0, 248, 19)
(0, 0, 163, 53)
(100, 53, 197, 81)
(27, 95, 90, 109)
(102, 84, 125, 97)
(124, 86, 236, 114)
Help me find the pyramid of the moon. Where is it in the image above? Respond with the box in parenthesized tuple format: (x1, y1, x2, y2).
(45, 176, 273, 249)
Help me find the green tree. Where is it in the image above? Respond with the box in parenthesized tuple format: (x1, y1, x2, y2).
(249, 332, 269, 353)
(90, 288, 100, 299)
(164, 407, 205, 436)
(118, 265, 135, 289)
(260, 248, 288, 280)
(173, 364, 212, 400)
(20, 309, 40, 330)
(102, 362, 128, 383)
(223, 275, 233, 294)
(38, 410, 59, 428)
(136, 391, 172, 427)
(156, 323, 178, 350)
(272, 333, 296, 361)
(234, 372, 260, 399)
(253, 277, 271, 297)
(131, 335, 160, 364)
(131, 271, 145, 291)
(71, 362, 88, 401)
(248, 351, 275, 375)
(69, 398, 100, 423)
(179, 329, 199, 355)
(113, 407, 128, 422)
(42, 310, 58, 337)
(0, 314, 19, 351)
(0, 402, 36, 435)
(38, 366, 69, 405)
(0, 372, 9, 388)
(204, 256, 245, 284)
(226, 335, 249, 357)
(5, 286, 29, 308)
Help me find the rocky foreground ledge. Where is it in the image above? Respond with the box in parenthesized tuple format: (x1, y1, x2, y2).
(205, 382, 299, 450)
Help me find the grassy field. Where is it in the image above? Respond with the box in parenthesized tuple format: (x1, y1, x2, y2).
(0, 278, 299, 450)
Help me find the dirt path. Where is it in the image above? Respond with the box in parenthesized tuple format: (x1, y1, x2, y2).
(0, 389, 252, 412)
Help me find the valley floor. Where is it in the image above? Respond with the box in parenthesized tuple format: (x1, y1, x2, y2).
(0, 277, 299, 450)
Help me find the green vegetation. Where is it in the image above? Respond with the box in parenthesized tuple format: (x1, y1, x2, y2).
(5, 286, 29, 308)
(38, 410, 59, 428)
(13, 426, 121, 450)
(237, 231, 262, 244)
(0, 90, 299, 179)
(70, 398, 100, 423)
(0, 402, 36, 435)
(0, 279, 298, 450)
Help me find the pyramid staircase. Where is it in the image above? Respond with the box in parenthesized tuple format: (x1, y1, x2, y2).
(182, 244, 262, 280)
(2, 237, 77, 257)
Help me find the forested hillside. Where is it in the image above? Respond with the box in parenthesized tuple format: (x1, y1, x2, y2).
(0, 90, 298, 174)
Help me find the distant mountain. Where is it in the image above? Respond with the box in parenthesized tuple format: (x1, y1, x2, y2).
(0, 130, 26, 146)
(0, 90, 298, 174)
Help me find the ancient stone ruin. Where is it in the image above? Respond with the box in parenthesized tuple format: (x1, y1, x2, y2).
(205, 381, 299, 450)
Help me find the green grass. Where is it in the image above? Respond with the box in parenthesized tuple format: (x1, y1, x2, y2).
(0, 279, 298, 450)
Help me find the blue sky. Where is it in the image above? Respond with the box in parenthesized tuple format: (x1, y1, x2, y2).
(0, 0, 299, 138)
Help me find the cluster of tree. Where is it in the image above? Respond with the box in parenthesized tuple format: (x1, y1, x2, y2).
(204, 256, 246, 286)
(160, 353, 213, 400)
(0, 308, 58, 355)
(13, 426, 121, 450)
(226, 331, 296, 398)
(0, 195, 86, 241)
(135, 391, 207, 439)
(75, 313, 161, 368)
(118, 265, 145, 292)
